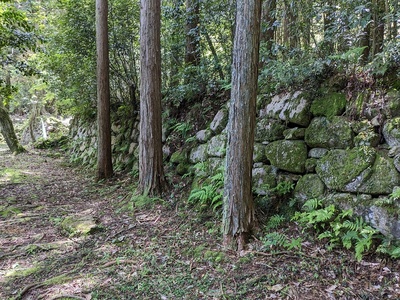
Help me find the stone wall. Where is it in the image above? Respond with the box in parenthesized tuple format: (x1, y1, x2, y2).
(180, 89, 400, 239)
(69, 116, 140, 171)
(69, 89, 400, 239)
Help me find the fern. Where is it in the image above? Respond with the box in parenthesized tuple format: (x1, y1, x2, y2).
(376, 238, 400, 259)
(293, 198, 378, 261)
(188, 169, 224, 213)
(261, 232, 302, 251)
(302, 198, 323, 212)
(262, 232, 288, 249)
(265, 214, 286, 231)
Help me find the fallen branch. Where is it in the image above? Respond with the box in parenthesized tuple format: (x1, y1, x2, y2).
(48, 295, 86, 300)
(15, 283, 46, 300)
(102, 259, 137, 268)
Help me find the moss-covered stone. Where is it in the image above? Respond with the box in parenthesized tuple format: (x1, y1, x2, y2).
(357, 154, 400, 195)
(189, 144, 208, 163)
(354, 130, 380, 147)
(387, 89, 400, 118)
(310, 92, 346, 118)
(170, 149, 188, 164)
(283, 127, 306, 140)
(210, 109, 228, 134)
(207, 134, 227, 158)
(305, 158, 318, 173)
(196, 129, 212, 143)
(176, 163, 189, 175)
(366, 205, 400, 239)
(60, 215, 101, 236)
(294, 174, 326, 202)
(252, 165, 278, 195)
(265, 140, 308, 173)
(308, 148, 328, 158)
(255, 117, 286, 142)
(316, 146, 376, 191)
(208, 158, 224, 175)
(253, 143, 267, 163)
(383, 117, 400, 147)
(305, 116, 354, 149)
(260, 91, 312, 126)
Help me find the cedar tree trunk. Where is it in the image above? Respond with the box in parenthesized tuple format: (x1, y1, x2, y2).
(138, 0, 166, 196)
(96, 0, 113, 179)
(0, 106, 25, 154)
(223, 0, 262, 251)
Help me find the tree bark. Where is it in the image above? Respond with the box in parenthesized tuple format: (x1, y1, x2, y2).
(204, 29, 225, 81)
(323, 0, 335, 53)
(138, 0, 166, 196)
(372, 0, 385, 56)
(96, 0, 113, 180)
(223, 0, 262, 251)
(185, 0, 200, 66)
(359, 6, 371, 65)
(0, 106, 25, 154)
(261, 0, 276, 56)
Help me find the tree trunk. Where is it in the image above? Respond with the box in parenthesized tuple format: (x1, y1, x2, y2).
(223, 0, 262, 251)
(138, 0, 166, 196)
(96, 0, 113, 180)
(261, 0, 276, 56)
(359, 6, 371, 65)
(323, 0, 335, 53)
(204, 29, 225, 81)
(372, 0, 385, 56)
(185, 0, 200, 66)
(0, 106, 25, 154)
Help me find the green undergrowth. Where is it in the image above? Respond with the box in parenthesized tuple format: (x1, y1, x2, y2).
(261, 196, 400, 262)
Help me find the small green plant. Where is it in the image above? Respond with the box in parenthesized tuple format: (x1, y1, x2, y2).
(261, 232, 302, 251)
(188, 169, 224, 212)
(292, 199, 378, 261)
(131, 193, 164, 209)
(271, 181, 295, 196)
(265, 214, 286, 231)
(376, 238, 400, 259)
(171, 121, 192, 139)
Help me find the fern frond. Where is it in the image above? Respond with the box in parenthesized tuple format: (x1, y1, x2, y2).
(265, 214, 286, 230)
(302, 198, 323, 212)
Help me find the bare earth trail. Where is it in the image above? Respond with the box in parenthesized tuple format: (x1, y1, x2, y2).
(1, 148, 400, 299)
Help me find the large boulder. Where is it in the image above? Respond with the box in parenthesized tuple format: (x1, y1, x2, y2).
(189, 144, 208, 163)
(259, 91, 312, 127)
(207, 134, 227, 158)
(366, 205, 400, 239)
(316, 147, 376, 191)
(253, 143, 267, 163)
(283, 127, 306, 140)
(196, 129, 212, 143)
(386, 89, 400, 118)
(310, 92, 346, 118)
(255, 117, 286, 143)
(265, 140, 308, 173)
(383, 117, 400, 147)
(356, 154, 400, 195)
(252, 165, 278, 195)
(305, 116, 354, 149)
(294, 174, 326, 202)
(210, 109, 228, 134)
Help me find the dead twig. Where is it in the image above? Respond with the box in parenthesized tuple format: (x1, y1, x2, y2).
(15, 283, 46, 300)
(101, 259, 137, 268)
(48, 295, 86, 300)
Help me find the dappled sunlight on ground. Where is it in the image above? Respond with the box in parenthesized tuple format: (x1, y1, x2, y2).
(1, 149, 400, 299)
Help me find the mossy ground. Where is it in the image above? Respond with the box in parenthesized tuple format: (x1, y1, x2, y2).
(1, 149, 399, 299)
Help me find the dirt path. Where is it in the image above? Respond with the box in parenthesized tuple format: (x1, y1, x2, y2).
(1, 149, 400, 299)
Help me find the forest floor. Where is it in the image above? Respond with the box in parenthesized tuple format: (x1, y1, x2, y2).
(1, 147, 400, 300)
